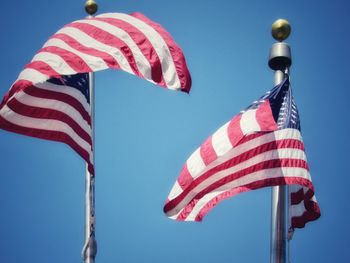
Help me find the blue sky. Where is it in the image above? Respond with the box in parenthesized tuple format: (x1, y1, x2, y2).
(0, 0, 349, 262)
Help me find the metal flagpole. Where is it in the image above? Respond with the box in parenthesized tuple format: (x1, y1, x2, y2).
(268, 19, 292, 263)
(82, 1, 98, 263)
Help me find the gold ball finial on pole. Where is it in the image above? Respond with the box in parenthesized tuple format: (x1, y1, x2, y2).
(85, 0, 98, 16)
(271, 19, 291, 42)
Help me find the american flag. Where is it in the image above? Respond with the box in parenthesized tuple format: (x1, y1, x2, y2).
(0, 12, 191, 174)
(164, 77, 320, 231)
(0, 73, 94, 173)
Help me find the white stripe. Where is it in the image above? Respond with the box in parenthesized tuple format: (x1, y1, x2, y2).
(43, 38, 108, 71)
(17, 68, 48, 84)
(172, 167, 310, 219)
(96, 13, 181, 89)
(186, 148, 206, 178)
(55, 26, 134, 75)
(35, 82, 91, 114)
(289, 185, 317, 219)
(214, 167, 310, 197)
(0, 105, 93, 164)
(211, 121, 232, 157)
(290, 201, 306, 218)
(167, 144, 308, 216)
(311, 194, 317, 202)
(185, 190, 224, 221)
(31, 52, 77, 75)
(274, 129, 302, 141)
(168, 180, 182, 200)
(15, 91, 91, 135)
(289, 185, 304, 220)
(240, 109, 260, 134)
(8, 69, 49, 106)
(71, 19, 153, 81)
(169, 208, 183, 220)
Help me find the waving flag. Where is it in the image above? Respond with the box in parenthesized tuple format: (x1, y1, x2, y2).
(0, 12, 191, 174)
(164, 77, 320, 231)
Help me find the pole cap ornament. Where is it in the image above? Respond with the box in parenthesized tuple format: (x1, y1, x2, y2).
(271, 19, 291, 42)
(85, 0, 98, 15)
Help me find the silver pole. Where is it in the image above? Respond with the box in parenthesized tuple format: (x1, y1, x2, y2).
(82, 2, 98, 262)
(268, 19, 292, 263)
(82, 72, 97, 263)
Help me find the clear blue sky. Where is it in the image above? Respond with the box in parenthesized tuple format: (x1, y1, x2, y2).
(0, 0, 348, 262)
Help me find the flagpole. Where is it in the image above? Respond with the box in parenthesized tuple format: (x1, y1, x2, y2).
(268, 19, 292, 263)
(82, 1, 98, 263)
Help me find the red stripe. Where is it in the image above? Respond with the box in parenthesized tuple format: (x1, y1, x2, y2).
(177, 198, 200, 221)
(200, 136, 217, 165)
(255, 100, 278, 131)
(236, 132, 269, 146)
(130, 12, 192, 92)
(291, 200, 321, 228)
(193, 177, 314, 222)
(93, 17, 166, 86)
(25, 85, 91, 125)
(0, 115, 94, 174)
(227, 115, 244, 147)
(66, 22, 141, 77)
(291, 187, 314, 204)
(50, 33, 121, 70)
(164, 198, 170, 205)
(290, 187, 305, 204)
(1, 80, 32, 110)
(24, 61, 60, 78)
(177, 164, 193, 190)
(7, 98, 92, 145)
(36, 46, 92, 73)
(164, 138, 306, 213)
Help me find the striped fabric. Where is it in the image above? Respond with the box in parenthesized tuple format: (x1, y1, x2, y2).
(0, 12, 192, 174)
(164, 78, 320, 231)
(289, 185, 320, 229)
(0, 73, 94, 173)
